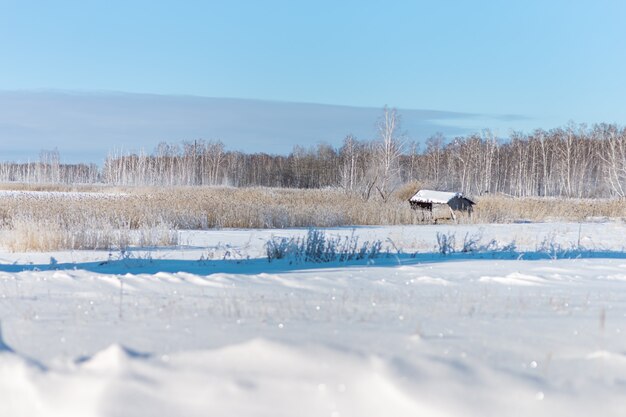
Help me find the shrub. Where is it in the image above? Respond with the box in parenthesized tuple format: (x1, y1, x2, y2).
(436, 232, 456, 255)
(266, 229, 384, 263)
(436, 231, 516, 256)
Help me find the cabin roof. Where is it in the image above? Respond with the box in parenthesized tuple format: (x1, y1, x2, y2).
(409, 189, 466, 204)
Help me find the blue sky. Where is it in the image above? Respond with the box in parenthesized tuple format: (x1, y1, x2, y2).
(0, 0, 625, 161)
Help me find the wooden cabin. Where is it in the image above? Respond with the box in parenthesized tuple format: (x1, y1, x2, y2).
(409, 189, 474, 222)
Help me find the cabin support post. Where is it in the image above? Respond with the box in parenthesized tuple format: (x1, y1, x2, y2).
(448, 206, 457, 223)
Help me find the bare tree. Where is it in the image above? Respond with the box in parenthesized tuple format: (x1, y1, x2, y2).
(598, 124, 626, 196)
(339, 134, 360, 192)
(375, 106, 404, 201)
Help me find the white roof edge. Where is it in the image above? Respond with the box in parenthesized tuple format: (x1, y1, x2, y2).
(409, 189, 463, 204)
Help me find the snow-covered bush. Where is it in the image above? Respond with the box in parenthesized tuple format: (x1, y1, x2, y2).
(265, 236, 297, 262)
(266, 229, 384, 263)
(436, 232, 516, 256)
(536, 233, 583, 259)
(462, 232, 516, 253)
(436, 232, 456, 255)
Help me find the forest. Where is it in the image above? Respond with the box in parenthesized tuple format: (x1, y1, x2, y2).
(2, 109, 626, 199)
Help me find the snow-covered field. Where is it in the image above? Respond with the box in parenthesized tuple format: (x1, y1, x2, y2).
(1, 223, 626, 416)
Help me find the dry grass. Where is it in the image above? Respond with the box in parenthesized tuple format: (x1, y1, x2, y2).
(393, 181, 423, 202)
(5, 214, 178, 252)
(1, 185, 625, 251)
(0, 186, 426, 251)
(471, 194, 626, 223)
(0, 182, 115, 193)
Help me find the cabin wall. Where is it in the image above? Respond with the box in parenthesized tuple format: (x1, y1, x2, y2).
(410, 201, 433, 211)
(448, 197, 474, 212)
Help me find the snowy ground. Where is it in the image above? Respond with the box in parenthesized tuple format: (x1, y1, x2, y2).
(1, 223, 626, 416)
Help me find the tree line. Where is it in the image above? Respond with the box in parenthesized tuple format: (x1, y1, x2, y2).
(0, 149, 100, 185)
(2, 110, 626, 199)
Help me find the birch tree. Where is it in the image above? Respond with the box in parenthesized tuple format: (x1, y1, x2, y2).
(375, 106, 404, 201)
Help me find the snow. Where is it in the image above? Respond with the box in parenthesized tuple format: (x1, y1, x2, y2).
(409, 189, 463, 204)
(0, 222, 625, 416)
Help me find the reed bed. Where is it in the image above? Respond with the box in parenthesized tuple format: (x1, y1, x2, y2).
(472, 194, 626, 223)
(0, 186, 425, 251)
(0, 185, 624, 251)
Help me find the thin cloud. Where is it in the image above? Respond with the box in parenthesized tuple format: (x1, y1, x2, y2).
(0, 90, 526, 162)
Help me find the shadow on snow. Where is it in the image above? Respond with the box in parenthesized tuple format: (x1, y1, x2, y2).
(1, 249, 625, 275)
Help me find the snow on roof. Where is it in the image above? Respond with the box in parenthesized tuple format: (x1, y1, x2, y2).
(409, 189, 463, 204)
